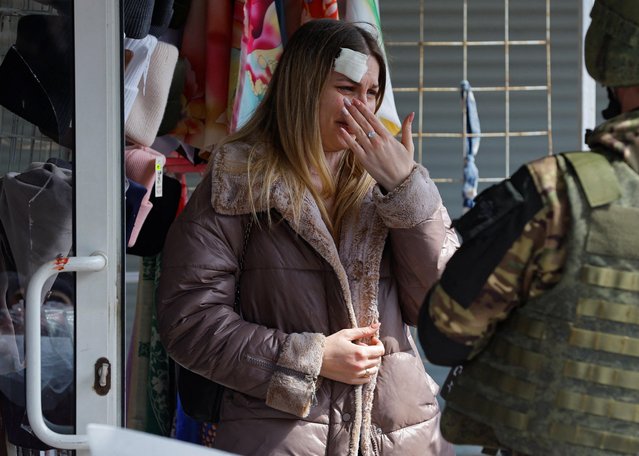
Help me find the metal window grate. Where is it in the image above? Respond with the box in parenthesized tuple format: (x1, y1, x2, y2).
(382, 0, 553, 188)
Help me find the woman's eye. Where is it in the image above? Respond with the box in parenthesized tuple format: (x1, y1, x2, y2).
(367, 90, 378, 97)
(338, 86, 354, 93)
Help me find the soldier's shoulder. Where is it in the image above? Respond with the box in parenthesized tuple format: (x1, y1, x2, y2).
(525, 154, 560, 183)
(523, 154, 566, 204)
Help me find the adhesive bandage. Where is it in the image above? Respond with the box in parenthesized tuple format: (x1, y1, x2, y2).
(334, 48, 369, 83)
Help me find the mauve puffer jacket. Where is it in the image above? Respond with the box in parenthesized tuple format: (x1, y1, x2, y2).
(157, 142, 458, 456)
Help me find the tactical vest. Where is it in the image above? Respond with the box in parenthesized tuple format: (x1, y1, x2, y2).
(441, 151, 639, 455)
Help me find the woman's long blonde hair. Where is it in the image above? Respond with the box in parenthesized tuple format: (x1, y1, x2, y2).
(218, 19, 387, 239)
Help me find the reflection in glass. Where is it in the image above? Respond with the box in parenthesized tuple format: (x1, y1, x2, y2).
(0, 1, 76, 454)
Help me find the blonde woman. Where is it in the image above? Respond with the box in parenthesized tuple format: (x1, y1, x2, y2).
(158, 19, 457, 456)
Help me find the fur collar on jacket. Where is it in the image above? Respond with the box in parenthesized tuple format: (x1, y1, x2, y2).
(209, 141, 389, 328)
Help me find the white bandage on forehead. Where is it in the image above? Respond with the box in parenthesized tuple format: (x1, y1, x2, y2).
(334, 48, 369, 83)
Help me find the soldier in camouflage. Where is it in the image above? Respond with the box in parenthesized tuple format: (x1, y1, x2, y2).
(417, 1, 639, 455)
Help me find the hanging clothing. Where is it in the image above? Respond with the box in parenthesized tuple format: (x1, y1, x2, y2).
(123, 35, 159, 122)
(229, 0, 284, 132)
(0, 162, 73, 303)
(461, 80, 481, 212)
(345, 0, 402, 135)
(170, 0, 234, 151)
(124, 146, 166, 248)
(126, 254, 173, 436)
(301, 0, 339, 23)
(0, 162, 74, 451)
(125, 41, 179, 147)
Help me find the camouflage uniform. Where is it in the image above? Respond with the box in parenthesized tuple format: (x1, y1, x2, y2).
(418, 1, 639, 452)
(419, 109, 639, 455)
(421, 110, 639, 353)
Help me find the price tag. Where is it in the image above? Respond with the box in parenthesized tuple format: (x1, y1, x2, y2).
(154, 158, 163, 197)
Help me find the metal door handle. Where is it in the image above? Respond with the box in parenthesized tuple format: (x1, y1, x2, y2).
(26, 253, 107, 449)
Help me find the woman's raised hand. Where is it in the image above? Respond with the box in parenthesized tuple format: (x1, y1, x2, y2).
(320, 323, 385, 385)
(339, 98, 415, 192)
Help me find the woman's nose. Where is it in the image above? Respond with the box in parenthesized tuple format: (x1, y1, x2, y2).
(355, 92, 367, 104)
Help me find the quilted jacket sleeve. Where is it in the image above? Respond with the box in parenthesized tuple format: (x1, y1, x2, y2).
(373, 165, 459, 325)
(418, 159, 567, 366)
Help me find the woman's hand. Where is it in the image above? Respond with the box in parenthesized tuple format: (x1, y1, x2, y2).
(320, 323, 384, 385)
(339, 98, 415, 192)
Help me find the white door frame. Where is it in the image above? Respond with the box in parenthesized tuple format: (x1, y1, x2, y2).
(25, 0, 123, 453)
(74, 0, 123, 448)
(579, 0, 597, 148)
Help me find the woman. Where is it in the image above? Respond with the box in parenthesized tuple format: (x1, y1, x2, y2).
(158, 19, 458, 456)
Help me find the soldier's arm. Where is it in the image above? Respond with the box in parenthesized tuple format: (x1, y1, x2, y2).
(418, 157, 568, 366)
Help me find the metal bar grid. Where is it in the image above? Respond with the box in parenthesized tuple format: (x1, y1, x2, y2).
(385, 0, 553, 184)
(545, 0, 553, 155)
(389, 40, 548, 46)
(395, 86, 549, 92)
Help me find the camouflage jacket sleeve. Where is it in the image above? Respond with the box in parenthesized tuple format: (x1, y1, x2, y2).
(418, 155, 570, 366)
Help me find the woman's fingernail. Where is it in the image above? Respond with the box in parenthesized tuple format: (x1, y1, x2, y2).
(343, 98, 351, 107)
(342, 107, 349, 116)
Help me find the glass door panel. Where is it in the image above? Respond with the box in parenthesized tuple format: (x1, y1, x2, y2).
(0, 1, 122, 455)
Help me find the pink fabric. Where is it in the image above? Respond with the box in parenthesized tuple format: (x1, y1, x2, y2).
(226, 0, 245, 131)
(301, 0, 339, 23)
(170, 0, 234, 150)
(168, 0, 286, 153)
(229, 0, 283, 131)
(125, 146, 166, 247)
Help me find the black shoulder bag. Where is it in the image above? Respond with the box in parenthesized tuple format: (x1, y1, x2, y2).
(176, 218, 253, 423)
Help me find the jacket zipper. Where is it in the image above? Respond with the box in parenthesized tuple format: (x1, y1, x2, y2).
(369, 425, 382, 456)
(244, 353, 277, 371)
(370, 431, 381, 456)
(244, 354, 315, 379)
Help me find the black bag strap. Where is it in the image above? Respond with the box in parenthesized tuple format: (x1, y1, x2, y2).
(174, 216, 254, 424)
(234, 217, 253, 317)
